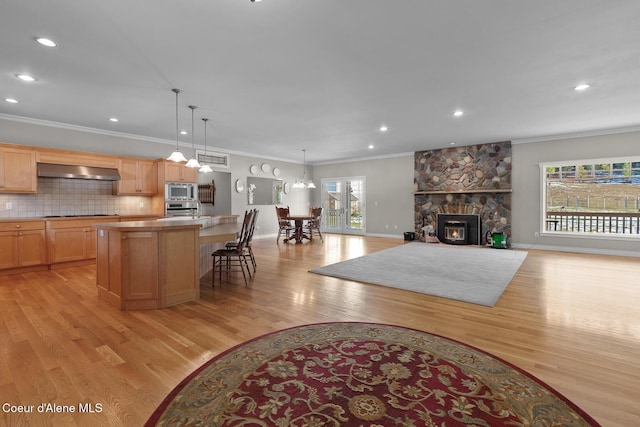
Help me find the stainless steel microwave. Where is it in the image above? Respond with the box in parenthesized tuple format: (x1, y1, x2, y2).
(165, 182, 197, 201)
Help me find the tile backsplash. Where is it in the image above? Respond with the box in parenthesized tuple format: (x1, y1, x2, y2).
(0, 178, 152, 218)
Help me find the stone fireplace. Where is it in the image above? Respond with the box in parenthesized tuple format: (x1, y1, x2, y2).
(414, 142, 512, 244)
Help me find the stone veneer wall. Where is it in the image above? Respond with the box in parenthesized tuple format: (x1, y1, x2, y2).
(414, 141, 512, 243)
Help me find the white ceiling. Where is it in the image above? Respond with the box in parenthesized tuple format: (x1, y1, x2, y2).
(1, 0, 640, 163)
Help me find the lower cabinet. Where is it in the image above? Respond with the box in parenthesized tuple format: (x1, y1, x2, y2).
(96, 223, 200, 310)
(46, 218, 116, 266)
(0, 221, 46, 270)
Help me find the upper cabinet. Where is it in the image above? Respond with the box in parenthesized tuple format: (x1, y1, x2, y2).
(115, 159, 158, 195)
(160, 160, 198, 183)
(0, 147, 37, 193)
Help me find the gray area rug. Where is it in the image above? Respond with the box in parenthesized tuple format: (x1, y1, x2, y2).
(309, 243, 528, 307)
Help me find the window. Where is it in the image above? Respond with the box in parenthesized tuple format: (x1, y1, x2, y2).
(541, 157, 640, 237)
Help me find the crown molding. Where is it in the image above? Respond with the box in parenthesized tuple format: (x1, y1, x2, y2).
(512, 124, 640, 144)
(0, 113, 290, 163)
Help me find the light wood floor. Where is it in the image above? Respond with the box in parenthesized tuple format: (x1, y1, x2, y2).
(1, 234, 639, 426)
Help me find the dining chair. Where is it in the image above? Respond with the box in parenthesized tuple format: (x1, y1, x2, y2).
(306, 206, 324, 242)
(212, 210, 254, 286)
(226, 208, 259, 273)
(276, 206, 293, 243)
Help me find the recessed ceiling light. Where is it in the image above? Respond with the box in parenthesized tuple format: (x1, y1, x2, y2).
(453, 110, 464, 117)
(574, 84, 590, 91)
(379, 125, 388, 132)
(5, 98, 19, 104)
(16, 74, 36, 82)
(36, 37, 57, 47)
(180, 130, 188, 135)
(450, 142, 456, 145)
(368, 144, 374, 149)
(109, 117, 119, 122)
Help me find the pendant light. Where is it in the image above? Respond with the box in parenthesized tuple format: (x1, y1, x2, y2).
(185, 105, 201, 168)
(199, 118, 213, 173)
(167, 88, 188, 162)
(293, 149, 316, 189)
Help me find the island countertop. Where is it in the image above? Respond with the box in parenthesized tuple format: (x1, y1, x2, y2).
(93, 216, 240, 243)
(93, 215, 240, 310)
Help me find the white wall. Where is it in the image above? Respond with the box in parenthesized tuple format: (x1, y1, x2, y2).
(3, 117, 638, 254)
(512, 130, 640, 256)
(312, 155, 414, 238)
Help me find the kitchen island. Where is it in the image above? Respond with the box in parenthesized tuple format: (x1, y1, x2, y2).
(94, 216, 238, 310)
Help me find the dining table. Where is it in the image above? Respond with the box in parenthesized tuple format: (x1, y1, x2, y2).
(283, 215, 313, 244)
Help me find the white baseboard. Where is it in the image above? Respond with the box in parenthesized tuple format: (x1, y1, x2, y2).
(511, 242, 640, 258)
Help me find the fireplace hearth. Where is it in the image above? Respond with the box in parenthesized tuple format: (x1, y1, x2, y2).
(437, 214, 481, 245)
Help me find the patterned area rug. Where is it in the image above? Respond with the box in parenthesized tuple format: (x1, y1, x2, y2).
(146, 323, 599, 426)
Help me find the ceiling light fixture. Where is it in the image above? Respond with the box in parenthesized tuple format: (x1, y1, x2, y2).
(167, 88, 188, 162)
(16, 74, 36, 82)
(185, 105, 202, 168)
(293, 149, 315, 189)
(379, 125, 388, 132)
(199, 118, 213, 173)
(453, 110, 464, 117)
(109, 117, 119, 122)
(368, 144, 374, 149)
(36, 37, 57, 47)
(574, 84, 590, 91)
(5, 98, 19, 104)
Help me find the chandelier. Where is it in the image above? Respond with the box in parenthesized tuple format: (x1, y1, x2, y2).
(292, 149, 316, 189)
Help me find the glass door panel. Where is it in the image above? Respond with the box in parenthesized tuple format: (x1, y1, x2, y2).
(321, 177, 365, 235)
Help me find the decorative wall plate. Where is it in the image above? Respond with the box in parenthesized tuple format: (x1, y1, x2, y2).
(273, 167, 281, 177)
(235, 179, 245, 193)
(261, 163, 271, 173)
(284, 182, 291, 194)
(250, 165, 259, 175)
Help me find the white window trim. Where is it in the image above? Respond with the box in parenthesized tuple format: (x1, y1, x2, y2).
(539, 155, 640, 240)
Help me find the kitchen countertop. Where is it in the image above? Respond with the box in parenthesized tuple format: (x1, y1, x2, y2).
(0, 214, 158, 223)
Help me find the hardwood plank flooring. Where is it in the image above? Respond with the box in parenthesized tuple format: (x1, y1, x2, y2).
(0, 234, 638, 426)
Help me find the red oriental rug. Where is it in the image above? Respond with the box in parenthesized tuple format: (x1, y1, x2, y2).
(146, 322, 600, 426)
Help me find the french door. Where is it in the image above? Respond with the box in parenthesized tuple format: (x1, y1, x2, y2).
(321, 177, 365, 235)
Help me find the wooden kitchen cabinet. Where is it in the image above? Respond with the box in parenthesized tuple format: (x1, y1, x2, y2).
(115, 159, 158, 195)
(0, 147, 37, 193)
(160, 160, 198, 183)
(95, 221, 200, 310)
(46, 218, 116, 266)
(0, 221, 46, 270)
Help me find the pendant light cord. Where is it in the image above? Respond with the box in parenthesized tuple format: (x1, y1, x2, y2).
(172, 88, 181, 150)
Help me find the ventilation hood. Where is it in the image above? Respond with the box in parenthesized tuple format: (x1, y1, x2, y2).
(37, 163, 121, 181)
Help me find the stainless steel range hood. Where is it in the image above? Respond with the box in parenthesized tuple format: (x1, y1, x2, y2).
(37, 163, 121, 181)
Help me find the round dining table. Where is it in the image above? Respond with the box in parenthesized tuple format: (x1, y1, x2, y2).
(283, 215, 313, 244)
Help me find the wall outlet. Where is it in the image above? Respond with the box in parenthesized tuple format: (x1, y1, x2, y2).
(534, 231, 539, 238)
(5, 202, 12, 210)
(139, 202, 145, 208)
